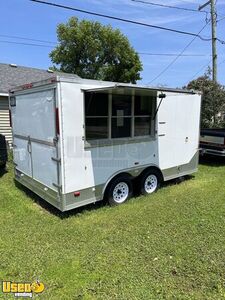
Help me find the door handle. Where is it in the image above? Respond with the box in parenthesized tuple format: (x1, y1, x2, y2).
(27, 137, 31, 153)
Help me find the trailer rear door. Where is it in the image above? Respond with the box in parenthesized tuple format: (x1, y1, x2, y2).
(11, 88, 59, 191)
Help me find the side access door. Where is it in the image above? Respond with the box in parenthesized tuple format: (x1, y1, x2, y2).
(157, 92, 201, 170)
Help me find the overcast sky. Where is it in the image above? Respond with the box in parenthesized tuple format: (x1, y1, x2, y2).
(0, 0, 224, 87)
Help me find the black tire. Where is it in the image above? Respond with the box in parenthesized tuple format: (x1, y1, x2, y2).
(140, 169, 161, 196)
(105, 175, 133, 206)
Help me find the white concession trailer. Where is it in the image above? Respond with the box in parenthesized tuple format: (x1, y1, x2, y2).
(10, 76, 201, 211)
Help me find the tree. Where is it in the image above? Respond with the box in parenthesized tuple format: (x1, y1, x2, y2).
(185, 72, 225, 128)
(50, 17, 142, 83)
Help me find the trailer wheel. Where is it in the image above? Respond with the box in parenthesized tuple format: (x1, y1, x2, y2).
(140, 169, 161, 195)
(105, 176, 133, 206)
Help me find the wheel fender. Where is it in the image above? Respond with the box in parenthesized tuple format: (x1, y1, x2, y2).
(102, 172, 133, 198)
(139, 166, 164, 183)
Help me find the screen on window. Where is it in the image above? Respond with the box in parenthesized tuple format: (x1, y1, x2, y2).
(85, 91, 155, 141)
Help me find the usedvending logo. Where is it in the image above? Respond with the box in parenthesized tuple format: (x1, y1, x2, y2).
(2, 280, 45, 298)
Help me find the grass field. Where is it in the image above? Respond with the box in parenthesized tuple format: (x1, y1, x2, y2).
(0, 158, 225, 300)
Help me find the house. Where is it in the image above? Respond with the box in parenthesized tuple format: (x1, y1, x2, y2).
(0, 63, 79, 147)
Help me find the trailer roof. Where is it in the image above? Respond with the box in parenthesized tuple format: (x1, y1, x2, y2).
(9, 75, 201, 95)
(61, 77, 201, 95)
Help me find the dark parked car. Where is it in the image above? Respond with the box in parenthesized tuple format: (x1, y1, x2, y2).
(200, 128, 225, 157)
(0, 134, 8, 168)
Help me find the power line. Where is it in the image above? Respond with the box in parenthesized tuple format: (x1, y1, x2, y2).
(217, 37, 225, 44)
(186, 57, 225, 85)
(131, 0, 208, 14)
(0, 40, 54, 48)
(179, 0, 200, 3)
(131, 0, 225, 19)
(0, 34, 218, 53)
(29, 0, 212, 41)
(0, 39, 213, 58)
(139, 52, 211, 57)
(0, 34, 56, 44)
(0, 38, 215, 58)
(136, 0, 225, 18)
(186, 59, 212, 84)
(148, 21, 210, 84)
(217, 15, 225, 22)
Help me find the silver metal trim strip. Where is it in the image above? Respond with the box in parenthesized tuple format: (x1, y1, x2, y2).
(84, 136, 156, 148)
(81, 83, 199, 95)
(14, 134, 55, 147)
(9, 78, 57, 93)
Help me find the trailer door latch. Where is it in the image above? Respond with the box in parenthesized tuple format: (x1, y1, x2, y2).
(51, 157, 61, 163)
(52, 183, 62, 193)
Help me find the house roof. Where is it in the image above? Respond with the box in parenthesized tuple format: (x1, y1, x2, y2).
(0, 63, 80, 94)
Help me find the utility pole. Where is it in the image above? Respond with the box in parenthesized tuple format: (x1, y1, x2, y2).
(210, 0, 217, 82)
(199, 0, 217, 82)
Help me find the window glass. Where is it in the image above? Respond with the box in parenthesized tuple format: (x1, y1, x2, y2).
(85, 91, 155, 141)
(85, 118, 108, 140)
(112, 95, 132, 116)
(134, 117, 151, 136)
(85, 93, 108, 116)
(135, 96, 153, 116)
(112, 117, 131, 138)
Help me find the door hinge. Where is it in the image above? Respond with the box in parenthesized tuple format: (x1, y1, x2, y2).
(53, 136, 59, 145)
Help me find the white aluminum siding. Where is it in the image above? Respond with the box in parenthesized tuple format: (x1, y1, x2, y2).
(0, 96, 12, 147)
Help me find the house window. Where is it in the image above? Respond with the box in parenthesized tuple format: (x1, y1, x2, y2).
(85, 91, 155, 142)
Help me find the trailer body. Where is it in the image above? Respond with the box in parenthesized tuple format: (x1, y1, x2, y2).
(10, 76, 201, 211)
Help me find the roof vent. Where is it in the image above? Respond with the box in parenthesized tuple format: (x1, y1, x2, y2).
(47, 68, 54, 73)
(10, 63, 17, 68)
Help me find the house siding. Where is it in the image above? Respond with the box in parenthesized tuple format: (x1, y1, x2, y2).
(0, 96, 12, 147)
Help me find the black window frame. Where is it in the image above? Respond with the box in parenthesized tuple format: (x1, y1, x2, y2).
(84, 91, 156, 143)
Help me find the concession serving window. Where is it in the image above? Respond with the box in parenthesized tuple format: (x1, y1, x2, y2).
(83, 85, 157, 144)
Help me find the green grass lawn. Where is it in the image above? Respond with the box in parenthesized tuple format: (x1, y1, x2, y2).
(1, 158, 225, 300)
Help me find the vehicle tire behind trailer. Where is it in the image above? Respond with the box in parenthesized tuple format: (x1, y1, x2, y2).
(105, 175, 133, 206)
(140, 169, 161, 196)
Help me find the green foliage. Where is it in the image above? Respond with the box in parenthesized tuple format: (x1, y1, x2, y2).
(50, 17, 143, 83)
(1, 161, 225, 299)
(185, 73, 225, 128)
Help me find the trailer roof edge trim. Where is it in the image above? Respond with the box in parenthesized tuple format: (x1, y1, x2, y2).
(82, 83, 200, 95)
(9, 75, 201, 95)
